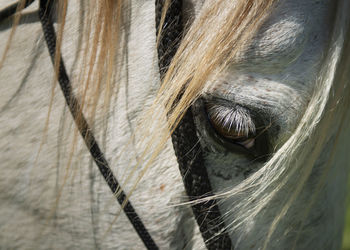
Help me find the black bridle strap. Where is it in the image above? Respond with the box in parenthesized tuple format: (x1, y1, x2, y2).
(0, 0, 35, 22)
(155, 1, 233, 249)
(37, 1, 158, 249)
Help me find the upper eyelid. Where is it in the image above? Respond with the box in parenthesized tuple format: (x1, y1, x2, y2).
(206, 103, 256, 137)
(202, 94, 272, 132)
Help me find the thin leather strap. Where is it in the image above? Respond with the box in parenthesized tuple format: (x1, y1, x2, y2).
(155, 1, 233, 249)
(0, 0, 35, 22)
(38, 1, 158, 249)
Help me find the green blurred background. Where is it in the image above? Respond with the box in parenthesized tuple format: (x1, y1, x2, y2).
(342, 180, 350, 250)
(343, 207, 350, 250)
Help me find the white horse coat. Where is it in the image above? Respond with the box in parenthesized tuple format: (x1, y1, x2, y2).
(0, 0, 349, 249)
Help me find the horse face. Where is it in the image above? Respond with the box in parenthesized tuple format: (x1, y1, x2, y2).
(188, 0, 334, 190)
(184, 0, 344, 248)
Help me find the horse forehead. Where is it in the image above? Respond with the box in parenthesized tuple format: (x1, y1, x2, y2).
(184, 0, 332, 73)
(183, 0, 332, 42)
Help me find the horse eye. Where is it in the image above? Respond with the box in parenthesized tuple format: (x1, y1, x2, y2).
(205, 102, 256, 150)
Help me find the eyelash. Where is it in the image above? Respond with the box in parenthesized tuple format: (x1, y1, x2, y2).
(205, 102, 256, 146)
(201, 100, 270, 161)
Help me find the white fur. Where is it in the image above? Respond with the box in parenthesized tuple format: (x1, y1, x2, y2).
(0, 0, 349, 249)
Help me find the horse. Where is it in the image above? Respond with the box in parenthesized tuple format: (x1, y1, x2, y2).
(0, 0, 350, 249)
